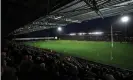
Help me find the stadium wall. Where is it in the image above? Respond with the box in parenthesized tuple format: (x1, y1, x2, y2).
(59, 35, 133, 42)
(11, 29, 133, 42)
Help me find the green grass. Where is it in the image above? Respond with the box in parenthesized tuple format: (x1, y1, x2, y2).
(24, 40, 133, 70)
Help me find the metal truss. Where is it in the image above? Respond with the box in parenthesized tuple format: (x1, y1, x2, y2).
(12, 0, 133, 35)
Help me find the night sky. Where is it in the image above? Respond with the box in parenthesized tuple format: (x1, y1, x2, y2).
(64, 14, 133, 35)
(1, 0, 72, 48)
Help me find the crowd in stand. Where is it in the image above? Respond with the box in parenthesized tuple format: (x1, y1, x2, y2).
(1, 41, 133, 80)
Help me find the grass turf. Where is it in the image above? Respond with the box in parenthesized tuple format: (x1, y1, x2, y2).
(24, 40, 133, 70)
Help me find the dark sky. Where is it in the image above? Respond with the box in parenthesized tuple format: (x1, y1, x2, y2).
(65, 14, 133, 34)
(20, 13, 133, 38)
(1, 0, 72, 48)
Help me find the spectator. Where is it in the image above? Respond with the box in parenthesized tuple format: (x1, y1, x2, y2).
(28, 55, 33, 63)
(19, 55, 32, 80)
(2, 60, 17, 80)
(1, 41, 133, 80)
(105, 74, 116, 80)
(35, 56, 42, 64)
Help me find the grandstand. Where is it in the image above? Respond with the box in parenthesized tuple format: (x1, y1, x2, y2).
(2, 0, 133, 80)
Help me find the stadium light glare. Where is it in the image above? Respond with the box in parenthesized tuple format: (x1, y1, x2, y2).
(57, 27, 62, 32)
(82, 32, 86, 35)
(69, 33, 76, 36)
(88, 32, 103, 35)
(78, 33, 82, 35)
(78, 32, 86, 36)
(88, 33, 92, 34)
(55, 37, 58, 39)
(121, 16, 130, 23)
(95, 32, 103, 35)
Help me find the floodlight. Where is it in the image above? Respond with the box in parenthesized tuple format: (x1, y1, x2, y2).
(94, 32, 103, 35)
(57, 27, 62, 32)
(121, 16, 129, 23)
(55, 37, 58, 39)
(88, 32, 103, 35)
(69, 33, 76, 36)
(78, 33, 83, 35)
(88, 33, 92, 34)
(82, 33, 86, 35)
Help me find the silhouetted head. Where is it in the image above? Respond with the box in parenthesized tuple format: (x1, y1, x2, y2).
(105, 74, 116, 80)
(29, 55, 32, 60)
(36, 56, 41, 60)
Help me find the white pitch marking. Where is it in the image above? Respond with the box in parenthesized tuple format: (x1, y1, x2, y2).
(110, 52, 113, 60)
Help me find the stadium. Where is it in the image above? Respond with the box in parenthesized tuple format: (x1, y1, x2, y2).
(2, 0, 133, 80)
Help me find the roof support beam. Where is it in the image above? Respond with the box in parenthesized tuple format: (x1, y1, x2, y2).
(82, 0, 104, 19)
(50, 0, 82, 15)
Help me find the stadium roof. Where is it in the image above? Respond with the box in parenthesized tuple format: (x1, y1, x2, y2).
(11, 0, 133, 35)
